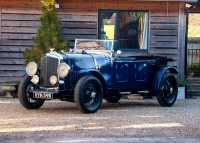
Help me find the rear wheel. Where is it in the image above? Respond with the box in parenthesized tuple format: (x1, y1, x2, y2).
(105, 89, 121, 103)
(74, 75, 103, 113)
(157, 73, 178, 107)
(18, 75, 45, 109)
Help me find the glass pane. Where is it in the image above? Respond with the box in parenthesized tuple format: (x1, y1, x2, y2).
(75, 39, 115, 51)
(119, 11, 147, 49)
(100, 12, 116, 40)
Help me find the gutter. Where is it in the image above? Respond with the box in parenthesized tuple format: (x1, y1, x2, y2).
(185, 0, 200, 97)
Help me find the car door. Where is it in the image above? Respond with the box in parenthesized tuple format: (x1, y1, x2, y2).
(116, 62, 128, 82)
(134, 61, 147, 81)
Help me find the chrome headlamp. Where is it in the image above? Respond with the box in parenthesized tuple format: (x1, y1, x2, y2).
(57, 63, 70, 78)
(31, 75, 39, 84)
(26, 62, 38, 76)
(50, 75, 57, 85)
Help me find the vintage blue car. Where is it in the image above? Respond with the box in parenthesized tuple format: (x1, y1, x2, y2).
(18, 39, 178, 113)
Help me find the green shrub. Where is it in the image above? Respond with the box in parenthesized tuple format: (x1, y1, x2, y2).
(176, 74, 187, 87)
(187, 61, 200, 77)
(23, 0, 68, 66)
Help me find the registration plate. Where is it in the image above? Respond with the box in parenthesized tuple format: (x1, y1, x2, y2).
(33, 92, 53, 99)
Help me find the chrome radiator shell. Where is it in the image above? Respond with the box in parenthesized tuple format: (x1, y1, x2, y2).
(40, 56, 59, 87)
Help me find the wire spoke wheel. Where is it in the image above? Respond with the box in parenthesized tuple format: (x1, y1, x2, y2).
(161, 79, 174, 102)
(105, 89, 121, 103)
(75, 75, 103, 113)
(18, 75, 45, 109)
(26, 83, 38, 103)
(157, 73, 178, 107)
(83, 82, 99, 107)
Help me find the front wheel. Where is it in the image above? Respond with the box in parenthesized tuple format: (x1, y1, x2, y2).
(74, 75, 103, 113)
(157, 73, 178, 107)
(18, 75, 45, 109)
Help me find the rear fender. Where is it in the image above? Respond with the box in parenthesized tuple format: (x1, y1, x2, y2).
(152, 67, 178, 95)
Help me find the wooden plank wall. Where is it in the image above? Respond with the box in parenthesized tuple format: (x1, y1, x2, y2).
(0, 0, 185, 85)
(59, 9, 98, 47)
(0, 0, 40, 83)
(58, 0, 181, 67)
(149, 3, 179, 67)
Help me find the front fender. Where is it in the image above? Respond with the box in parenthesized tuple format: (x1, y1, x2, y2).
(74, 69, 108, 98)
(89, 70, 108, 98)
(152, 66, 178, 95)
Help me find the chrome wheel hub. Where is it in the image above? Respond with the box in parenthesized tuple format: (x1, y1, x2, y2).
(90, 92, 96, 98)
(170, 87, 173, 94)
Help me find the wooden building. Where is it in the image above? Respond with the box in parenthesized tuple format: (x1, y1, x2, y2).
(0, 0, 198, 94)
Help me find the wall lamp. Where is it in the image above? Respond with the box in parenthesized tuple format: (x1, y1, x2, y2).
(55, 1, 59, 8)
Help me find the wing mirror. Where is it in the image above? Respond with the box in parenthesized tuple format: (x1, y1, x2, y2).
(69, 49, 74, 53)
(115, 50, 122, 57)
(117, 50, 122, 55)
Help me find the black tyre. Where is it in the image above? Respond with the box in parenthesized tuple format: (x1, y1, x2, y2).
(157, 73, 178, 107)
(18, 75, 45, 109)
(105, 89, 122, 103)
(74, 75, 103, 113)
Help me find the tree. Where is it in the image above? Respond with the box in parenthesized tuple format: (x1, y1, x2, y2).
(23, 0, 68, 66)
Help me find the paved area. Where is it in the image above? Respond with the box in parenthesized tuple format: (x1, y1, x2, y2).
(1, 137, 200, 143)
(0, 96, 199, 142)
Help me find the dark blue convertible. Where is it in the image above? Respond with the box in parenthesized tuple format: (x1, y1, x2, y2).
(18, 39, 178, 113)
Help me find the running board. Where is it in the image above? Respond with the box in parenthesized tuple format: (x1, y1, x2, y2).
(119, 92, 131, 95)
(137, 91, 150, 94)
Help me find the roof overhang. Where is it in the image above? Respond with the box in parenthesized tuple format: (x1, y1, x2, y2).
(186, 0, 200, 13)
(131, 0, 198, 2)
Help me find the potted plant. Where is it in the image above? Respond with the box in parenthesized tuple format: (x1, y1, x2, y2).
(176, 74, 187, 99)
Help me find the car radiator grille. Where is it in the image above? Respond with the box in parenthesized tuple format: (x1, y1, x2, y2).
(40, 56, 59, 87)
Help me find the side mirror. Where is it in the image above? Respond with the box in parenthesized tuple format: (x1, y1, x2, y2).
(116, 50, 122, 55)
(114, 50, 122, 58)
(69, 49, 74, 53)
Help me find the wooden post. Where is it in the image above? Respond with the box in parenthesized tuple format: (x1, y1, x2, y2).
(177, 2, 186, 76)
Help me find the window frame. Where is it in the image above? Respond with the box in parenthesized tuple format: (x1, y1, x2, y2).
(98, 10, 149, 52)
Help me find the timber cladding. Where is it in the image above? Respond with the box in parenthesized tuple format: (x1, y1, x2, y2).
(0, 0, 184, 84)
(0, 0, 40, 83)
(58, 0, 181, 67)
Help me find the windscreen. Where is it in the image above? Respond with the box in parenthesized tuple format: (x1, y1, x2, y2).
(75, 39, 115, 51)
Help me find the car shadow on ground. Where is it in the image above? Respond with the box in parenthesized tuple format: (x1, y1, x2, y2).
(38, 101, 80, 114)
(101, 99, 160, 109)
(37, 99, 160, 114)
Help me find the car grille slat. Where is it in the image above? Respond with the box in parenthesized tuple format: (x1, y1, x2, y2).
(40, 56, 59, 87)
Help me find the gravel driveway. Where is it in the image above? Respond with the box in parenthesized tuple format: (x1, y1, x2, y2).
(0, 96, 200, 142)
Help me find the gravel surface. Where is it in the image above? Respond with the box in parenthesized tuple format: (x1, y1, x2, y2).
(0, 96, 200, 141)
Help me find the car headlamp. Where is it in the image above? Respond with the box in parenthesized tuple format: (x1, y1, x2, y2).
(50, 75, 57, 85)
(26, 62, 38, 76)
(57, 63, 70, 78)
(31, 75, 39, 85)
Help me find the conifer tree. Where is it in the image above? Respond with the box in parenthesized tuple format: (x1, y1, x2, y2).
(23, 0, 68, 66)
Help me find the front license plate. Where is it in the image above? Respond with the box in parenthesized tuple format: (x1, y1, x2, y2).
(33, 92, 53, 99)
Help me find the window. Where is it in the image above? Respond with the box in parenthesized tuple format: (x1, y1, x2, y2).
(98, 10, 148, 50)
